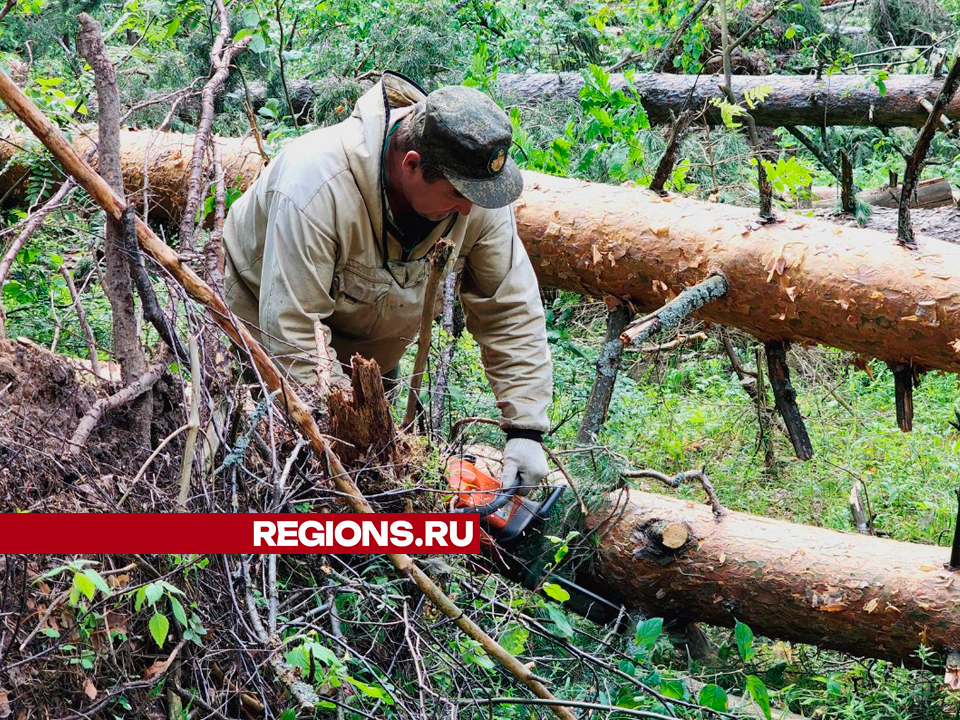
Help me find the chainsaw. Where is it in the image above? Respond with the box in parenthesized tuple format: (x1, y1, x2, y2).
(444, 452, 623, 624)
(445, 453, 565, 543)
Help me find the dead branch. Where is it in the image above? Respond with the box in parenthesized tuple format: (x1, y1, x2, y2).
(621, 275, 727, 346)
(649, 110, 693, 195)
(429, 271, 458, 438)
(66, 351, 168, 456)
(652, 0, 712, 72)
(898, 55, 960, 248)
(77, 12, 151, 442)
(59, 264, 102, 379)
(764, 340, 813, 460)
(621, 467, 726, 517)
(403, 240, 452, 431)
(178, 0, 251, 251)
(576, 303, 633, 445)
(176, 335, 200, 511)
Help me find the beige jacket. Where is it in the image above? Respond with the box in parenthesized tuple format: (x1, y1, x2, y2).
(223, 72, 552, 431)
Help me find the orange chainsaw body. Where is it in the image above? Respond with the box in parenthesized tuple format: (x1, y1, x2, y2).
(446, 456, 523, 532)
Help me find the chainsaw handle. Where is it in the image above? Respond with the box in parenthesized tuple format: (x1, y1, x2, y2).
(453, 472, 522, 516)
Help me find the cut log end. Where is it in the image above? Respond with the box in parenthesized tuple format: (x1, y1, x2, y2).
(647, 519, 690, 550)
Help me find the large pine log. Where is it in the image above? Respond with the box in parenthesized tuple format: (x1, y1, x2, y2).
(3, 128, 960, 375)
(243, 73, 960, 128)
(584, 489, 960, 665)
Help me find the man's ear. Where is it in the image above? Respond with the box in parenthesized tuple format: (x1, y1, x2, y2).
(400, 150, 422, 176)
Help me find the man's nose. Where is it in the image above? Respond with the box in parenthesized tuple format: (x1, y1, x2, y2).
(456, 198, 473, 216)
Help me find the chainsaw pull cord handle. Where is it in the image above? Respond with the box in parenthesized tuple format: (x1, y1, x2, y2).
(453, 471, 522, 515)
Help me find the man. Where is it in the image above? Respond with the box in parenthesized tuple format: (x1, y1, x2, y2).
(223, 71, 552, 494)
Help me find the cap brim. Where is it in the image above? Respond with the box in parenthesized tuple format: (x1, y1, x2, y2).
(445, 155, 523, 209)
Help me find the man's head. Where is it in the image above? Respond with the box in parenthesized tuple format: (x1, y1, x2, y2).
(388, 85, 523, 222)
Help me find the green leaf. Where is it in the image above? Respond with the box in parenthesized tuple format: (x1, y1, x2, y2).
(545, 604, 574, 638)
(660, 679, 686, 700)
(73, 571, 95, 601)
(164, 17, 180, 39)
(134, 586, 146, 611)
(169, 596, 188, 627)
(278, 711, 297, 720)
(699, 684, 728, 711)
(347, 678, 394, 705)
(735, 620, 756, 662)
(635, 617, 663, 649)
(745, 675, 772, 719)
(83, 568, 111, 597)
(144, 582, 163, 607)
(542, 582, 570, 603)
(785, 25, 796, 39)
(499, 624, 529, 655)
(149, 612, 170, 649)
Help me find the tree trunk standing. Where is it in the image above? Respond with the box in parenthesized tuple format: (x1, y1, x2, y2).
(494, 72, 960, 128)
(584, 489, 960, 666)
(76, 14, 151, 448)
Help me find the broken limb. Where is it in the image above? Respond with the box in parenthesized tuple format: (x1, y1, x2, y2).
(65, 351, 169, 456)
(621, 467, 726, 517)
(764, 340, 814, 460)
(649, 110, 694, 196)
(123, 206, 188, 360)
(620, 274, 727, 347)
(898, 55, 960, 248)
(59, 264, 102, 379)
(403, 240, 452, 431)
(576, 303, 634, 445)
(891, 361, 915, 432)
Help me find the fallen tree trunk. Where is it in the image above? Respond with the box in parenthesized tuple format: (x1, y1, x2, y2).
(3, 128, 960, 375)
(494, 72, 960, 128)
(241, 73, 960, 128)
(583, 489, 960, 665)
(812, 177, 956, 209)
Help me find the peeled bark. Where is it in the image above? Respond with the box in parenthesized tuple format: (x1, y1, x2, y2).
(515, 172, 960, 375)
(3, 128, 960, 376)
(495, 72, 960, 128)
(585, 489, 960, 665)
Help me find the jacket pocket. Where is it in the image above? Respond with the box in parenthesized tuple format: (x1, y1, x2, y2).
(329, 260, 391, 338)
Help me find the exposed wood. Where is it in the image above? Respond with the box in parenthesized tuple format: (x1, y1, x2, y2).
(0, 67, 576, 720)
(329, 356, 404, 467)
(585, 488, 960, 666)
(898, 56, 960, 248)
(764, 340, 813, 460)
(848, 479, 872, 535)
(576, 303, 634, 445)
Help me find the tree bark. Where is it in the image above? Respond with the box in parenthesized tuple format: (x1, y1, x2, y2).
(584, 488, 960, 666)
(242, 73, 960, 129)
(76, 13, 151, 448)
(494, 72, 960, 128)
(4, 127, 960, 376)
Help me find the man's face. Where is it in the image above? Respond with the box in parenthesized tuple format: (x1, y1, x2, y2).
(399, 151, 474, 221)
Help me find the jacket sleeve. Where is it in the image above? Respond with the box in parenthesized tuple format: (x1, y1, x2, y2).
(459, 207, 553, 433)
(257, 190, 349, 386)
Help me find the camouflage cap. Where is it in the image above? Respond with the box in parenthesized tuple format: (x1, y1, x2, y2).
(410, 85, 523, 209)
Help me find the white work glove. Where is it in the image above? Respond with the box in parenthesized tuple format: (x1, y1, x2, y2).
(501, 437, 548, 497)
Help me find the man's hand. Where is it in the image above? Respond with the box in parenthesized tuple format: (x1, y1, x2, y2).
(501, 437, 548, 497)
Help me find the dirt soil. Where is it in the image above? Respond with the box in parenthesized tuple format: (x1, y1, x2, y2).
(0, 337, 181, 512)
